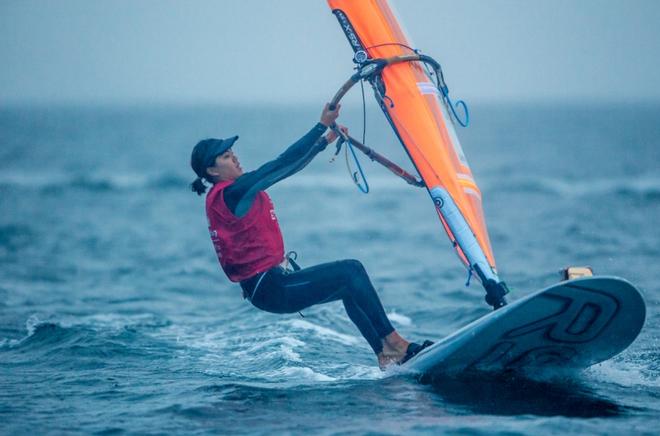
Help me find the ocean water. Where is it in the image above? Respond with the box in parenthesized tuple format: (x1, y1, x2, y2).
(1, 103, 658, 434)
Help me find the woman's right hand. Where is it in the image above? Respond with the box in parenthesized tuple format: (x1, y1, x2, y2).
(320, 103, 340, 127)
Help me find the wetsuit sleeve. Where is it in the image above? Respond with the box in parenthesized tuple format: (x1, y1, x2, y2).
(224, 123, 329, 217)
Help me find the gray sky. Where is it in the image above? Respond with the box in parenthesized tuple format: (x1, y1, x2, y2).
(2, 0, 659, 105)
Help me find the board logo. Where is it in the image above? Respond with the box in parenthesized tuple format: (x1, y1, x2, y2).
(471, 287, 620, 370)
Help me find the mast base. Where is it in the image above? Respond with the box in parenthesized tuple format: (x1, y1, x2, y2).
(484, 279, 510, 310)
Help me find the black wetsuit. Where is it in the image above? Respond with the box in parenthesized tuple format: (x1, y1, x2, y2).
(228, 123, 395, 354)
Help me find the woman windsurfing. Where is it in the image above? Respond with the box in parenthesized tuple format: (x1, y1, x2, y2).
(190, 103, 431, 369)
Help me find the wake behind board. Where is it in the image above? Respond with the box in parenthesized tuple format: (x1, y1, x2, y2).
(405, 276, 645, 379)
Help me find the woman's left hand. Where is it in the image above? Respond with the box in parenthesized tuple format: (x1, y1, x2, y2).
(325, 125, 349, 144)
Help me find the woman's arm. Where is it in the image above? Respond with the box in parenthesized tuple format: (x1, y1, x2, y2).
(222, 104, 342, 217)
(223, 124, 326, 215)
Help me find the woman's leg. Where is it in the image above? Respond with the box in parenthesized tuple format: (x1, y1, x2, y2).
(338, 260, 397, 339)
(250, 261, 396, 355)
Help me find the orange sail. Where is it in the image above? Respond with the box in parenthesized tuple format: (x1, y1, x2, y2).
(328, 0, 509, 307)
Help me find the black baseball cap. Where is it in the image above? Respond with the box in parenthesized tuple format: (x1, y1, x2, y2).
(190, 135, 239, 179)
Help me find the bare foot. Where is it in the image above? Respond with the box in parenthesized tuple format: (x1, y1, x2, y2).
(385, 331, 409, 352)
(379, 331, 410, 363)
(377, 352, 397, 371)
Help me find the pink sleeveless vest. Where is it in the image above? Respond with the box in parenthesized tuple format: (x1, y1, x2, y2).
(205, 181, 284, 282)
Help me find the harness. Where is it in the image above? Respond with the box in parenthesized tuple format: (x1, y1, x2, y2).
(241, 251, 301, 301)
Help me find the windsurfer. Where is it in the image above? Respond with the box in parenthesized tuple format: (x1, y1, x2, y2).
(190, 103, 431, 369)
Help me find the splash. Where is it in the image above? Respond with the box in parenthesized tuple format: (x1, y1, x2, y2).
(283, 319, 361, 346)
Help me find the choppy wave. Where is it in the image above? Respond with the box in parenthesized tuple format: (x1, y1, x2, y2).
(149, 315, 385, 386)
(494, 174, 660, 199)
(2, 169, 659, 202)
(283, 319, 361, 346)
(1, 313, 170, 349)
(0, 171, 188, 192)
(1, 320, 128, 367)
(585, 348, 660, 388)
(2, 104, 658, 433)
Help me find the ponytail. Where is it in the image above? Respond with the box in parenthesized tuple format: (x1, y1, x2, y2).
(190, 177, 208, 196)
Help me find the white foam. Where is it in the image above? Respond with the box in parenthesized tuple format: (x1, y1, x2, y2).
(25, 314, 44, 336)
(2, 315, 60, 348)
(0, 337, 23, 348)
(387, 310, 412, 326)
(283, 319, 360, 345)
(332, 363, 385, 380)
(278, 347, 302, 363)
(380, 363, 414, 378)
(231, 336, 305, 363)
(266, 365, 336, 382)
(243, 336, 306, 352)
(148, 319, 393, 383)
(162, 322, 311, 368)
(585, 358, 660, 388)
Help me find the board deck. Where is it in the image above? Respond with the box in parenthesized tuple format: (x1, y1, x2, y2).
(405, 276, 646, 378)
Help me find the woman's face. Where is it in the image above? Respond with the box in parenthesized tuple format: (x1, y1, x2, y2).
(207, 149, 243, 181)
